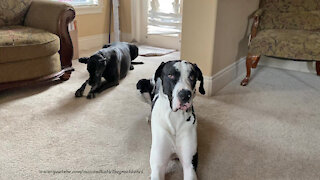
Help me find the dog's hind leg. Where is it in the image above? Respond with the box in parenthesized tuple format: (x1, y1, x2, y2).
(99, 63, 120, 92)
(86, 83, 101, 99)
(96, 80, 120, 93)
(87, 88, 97, 99)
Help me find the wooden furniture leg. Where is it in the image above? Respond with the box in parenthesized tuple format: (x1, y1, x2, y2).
(316, 61, 320, 76)
(252, 56, 261, 68)
(241, 54, 260, 86)
(59, 66, 74, 81)
(59, 71, 72, 81)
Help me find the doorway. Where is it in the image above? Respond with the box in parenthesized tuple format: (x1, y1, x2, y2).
(132, 0, 183, 50)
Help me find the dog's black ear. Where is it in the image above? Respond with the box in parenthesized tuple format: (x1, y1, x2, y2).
(79, 57, 89, 64)
(193, 64, 205, 95)
(102, 44, 112, 49)
(154, 62, 166, 82)
(128, 44, 139, 60)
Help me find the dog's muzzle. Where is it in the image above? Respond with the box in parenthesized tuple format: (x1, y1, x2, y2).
(177, 89, 192, 111)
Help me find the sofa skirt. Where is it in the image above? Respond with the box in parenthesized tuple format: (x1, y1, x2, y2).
(0, 53, 61, 83)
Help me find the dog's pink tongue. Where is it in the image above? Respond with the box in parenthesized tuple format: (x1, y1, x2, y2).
(179, 103, 191, 111)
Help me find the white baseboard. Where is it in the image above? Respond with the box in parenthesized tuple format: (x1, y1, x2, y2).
(78, 33, 133, 52)
(203, 57, 246, 96)
(259, 56, 317, 74)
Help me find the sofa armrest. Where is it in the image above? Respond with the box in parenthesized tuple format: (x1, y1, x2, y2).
(24, 1, 74, 35)
(24, 1, 75, 68)
(248, 9, 263, 46)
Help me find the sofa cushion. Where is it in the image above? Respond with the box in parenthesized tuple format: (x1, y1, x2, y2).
(0, 26, 60, 63)
(249, 29, 320, 61)
(260, 11, 320, 31)
(0, 0, 32, 27)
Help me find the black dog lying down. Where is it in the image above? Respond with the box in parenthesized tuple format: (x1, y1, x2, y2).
(75, 42, 141, 99)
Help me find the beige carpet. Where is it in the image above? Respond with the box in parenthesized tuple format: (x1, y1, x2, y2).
(1, 51, 320, 180)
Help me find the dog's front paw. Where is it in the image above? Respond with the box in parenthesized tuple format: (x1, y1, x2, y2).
(75, 89, 83, 97)
(87, 92, 96, 99)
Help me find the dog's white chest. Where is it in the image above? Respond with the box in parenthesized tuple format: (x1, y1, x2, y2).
(150, 95, 198, 180)
(151, 95, 195, 137)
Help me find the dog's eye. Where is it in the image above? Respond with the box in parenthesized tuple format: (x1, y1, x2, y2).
(168, 74, 175, 79)
(189, 75, 195, 81)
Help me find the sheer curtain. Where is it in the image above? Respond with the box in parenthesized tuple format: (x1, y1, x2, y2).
(147, 0, 183, 35)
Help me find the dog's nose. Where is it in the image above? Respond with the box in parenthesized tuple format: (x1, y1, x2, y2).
(178, 89, 192, 103)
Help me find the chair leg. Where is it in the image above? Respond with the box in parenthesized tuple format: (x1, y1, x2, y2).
(59, 67, 74, 81)
(252, 56, 261, 68)
(60, 71, 71, 81)
(241, 54, 260, 86)
(316, 61, 320, 76)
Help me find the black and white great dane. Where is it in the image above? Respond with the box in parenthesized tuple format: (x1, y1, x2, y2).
(137, 60, 205, 180)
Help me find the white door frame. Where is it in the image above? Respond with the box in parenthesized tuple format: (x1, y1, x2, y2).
(131, 0, 181, 50)
(131, 0, 141, 43)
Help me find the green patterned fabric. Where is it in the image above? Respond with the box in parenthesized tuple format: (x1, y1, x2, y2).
(259, 0, 320, 30)
(260, 0, 320, 12)
(249, 29, 320, 60)
(260, 11, 320, 31)
(0, 0, 32, 27)
(253, 9, 264, 17)
(24, 1, 73, 35)
(249, 0, 320, 61)
(0, 26, 60, 63)
(0, 26, 58, 47)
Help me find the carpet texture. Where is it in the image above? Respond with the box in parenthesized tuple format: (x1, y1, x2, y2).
(1, 51, 320, 180)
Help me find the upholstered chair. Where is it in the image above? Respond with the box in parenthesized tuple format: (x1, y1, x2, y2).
(241, 0, 320, 86)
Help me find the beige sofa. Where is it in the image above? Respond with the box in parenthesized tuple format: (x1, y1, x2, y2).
(0, 0, 75, 90)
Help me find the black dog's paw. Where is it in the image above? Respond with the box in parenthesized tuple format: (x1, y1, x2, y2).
(75, 89, 83, 97)
(87, 92, 96, 99)
(130, 65, 134, 70)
